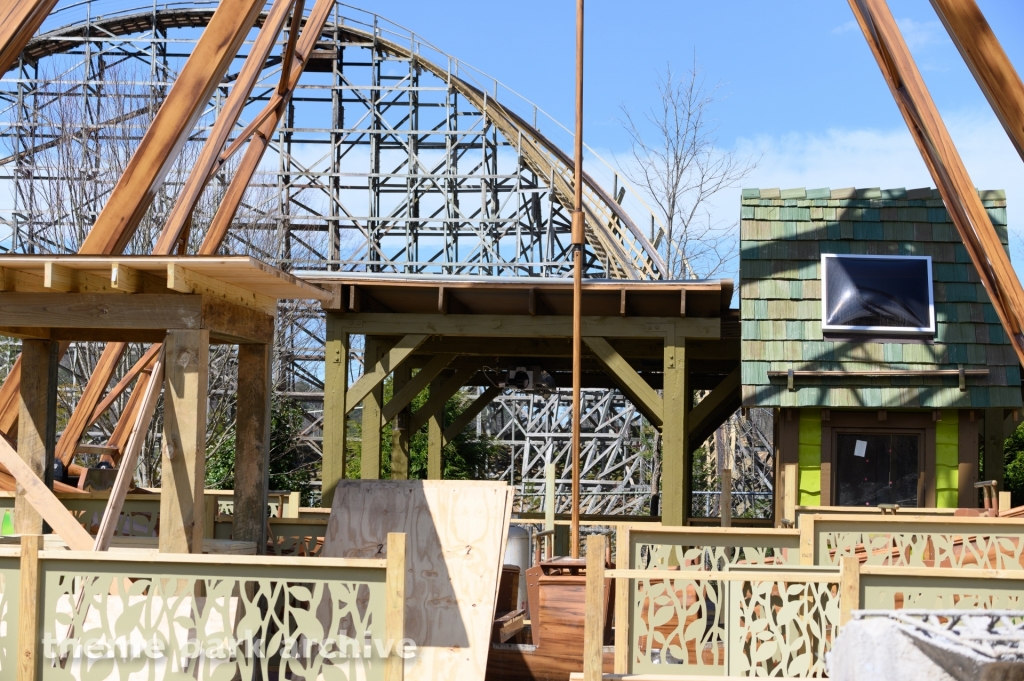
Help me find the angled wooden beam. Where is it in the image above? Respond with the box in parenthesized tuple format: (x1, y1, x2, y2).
(80, 0, 264, 255)
(345, 334, 428, 413)
(0, 0, 58, 75)
(442, 385, 502, 447)
(155, 0, 297, 254)
(850, 0, 1024, 367)
(54, 342, 127, 465)
(201, 0, 335, 251)
(381, 353, 456, 423)
(0, 436, 92, 551)
(931, 0, 1024, 163)
(688, 366, 741, 452)
(94, 348, 164, 551)
(583, 336, 663, 428)
(409, 367, 481, 434)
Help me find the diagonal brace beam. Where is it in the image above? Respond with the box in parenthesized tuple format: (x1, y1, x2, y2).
(381, 353, 455, 423)
(442, 385, 503, 447)
(409, 367, 480, 434)
(583, 336, 663, 428)
(345, 334, 427, 413)
(687, 366, 741, 447)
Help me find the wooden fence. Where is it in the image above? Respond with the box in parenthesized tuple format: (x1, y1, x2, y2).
(6, 533, 407, 681)
(593, 516, 1024, 679)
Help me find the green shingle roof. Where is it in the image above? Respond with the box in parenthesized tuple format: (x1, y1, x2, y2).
(739, 187, 1020, 409)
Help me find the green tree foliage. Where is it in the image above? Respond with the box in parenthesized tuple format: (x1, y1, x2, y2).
(345, 376, 507, 481)
(1003, 421, 1024, 507)
(206, 395, 317, 505)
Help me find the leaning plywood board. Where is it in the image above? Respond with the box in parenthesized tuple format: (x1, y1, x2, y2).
(324, 480, 514, 681)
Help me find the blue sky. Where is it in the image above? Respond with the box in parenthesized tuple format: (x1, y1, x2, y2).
(372, 0, 1024, 268)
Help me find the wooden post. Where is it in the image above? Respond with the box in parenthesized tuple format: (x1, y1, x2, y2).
(427, 376, 443, 480)
(661, 333, 688, 526)
(544, 462, 556, 532)
(18, 534, 43, 681)
(322, 314, 349, 505)
(391, 363, 410, 480)
(234, 343, 271, 551)
(159, 329, 209, 554)
(721, 467, 732, 528)
(361, 337, 385, 480)
(1000, 490, 1013, 514)
(799, 515, 816, 565)
(583, 533, 605, 681)
(984, 408, 1005, 491)
(613, 524, 631, 674)
(784, 463, 798, 524)
(385, 531, 407, 681)
(839, 555, 860, 626)
(16, 340, 57, 535)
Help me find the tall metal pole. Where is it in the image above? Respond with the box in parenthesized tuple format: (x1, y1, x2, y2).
(570, 0, 585, 559)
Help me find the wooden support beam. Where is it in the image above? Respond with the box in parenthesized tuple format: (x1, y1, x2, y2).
(322, 315, 348, 506)
(201, 0, 335, 251)
(661, 336, 688, 526)
(0, 0, 58, 73)
(43, 262, 118, 293)
(87, 344, 160, 427)
(335, 313, 719, 340)
(54, 342, 127, 465)
(345, 334, 428, 413)
(930, 0, 1024, 163)
(384, 532, 407, 681)
(80, 0, 265, 256)
(360, 338, 387, 480)
(94, 349, 164, 551)
(159, 329, 210, 554)
(850, 0, 1024, 367)
(985, 408, 1005, 491)
(583, 336, 663, 428)
(442, 386, 502, 447)
(839, 556, 860, 626)
(16, 340, 57, 535)
(381, 353, 455, 423)
(167, 263, 277, 315)
(234, 344, 271, 552)
(409, 367, 481, 434)
(583, 533, 606, 681)
(427, 376, 444, 480)
(156, 0, 297, 254)
(17, 534, 44, 681)
(391, 364, 411, 480)
(110, 263, 141, 292)
(0, 439, 92, 551)
(687, 366, 742, 451)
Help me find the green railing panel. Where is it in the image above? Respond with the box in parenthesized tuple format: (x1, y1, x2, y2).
(39, 553, 387, 680)
(811, 518, 1024, 569)
(0, 552, 20, 678)
(624, 528, 801, 675)
(861, 571, 1024, 610)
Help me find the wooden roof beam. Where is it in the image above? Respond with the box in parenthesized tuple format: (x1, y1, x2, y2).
(0, 0, 59, 76)
(850, 0, 1024, 367)
(583, 336, 664, 428)
(80, 0, 265, 255)
(344, 334, 428, 413)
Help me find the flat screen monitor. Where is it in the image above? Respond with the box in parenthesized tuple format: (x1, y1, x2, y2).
(821, 254, 934, 335)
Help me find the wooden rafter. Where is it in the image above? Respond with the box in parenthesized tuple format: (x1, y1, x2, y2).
(79, 0, 265, 256)
(930, 0, 1024, 163)
(849, 0, 1024, 367)
(0, 0, 58, 75)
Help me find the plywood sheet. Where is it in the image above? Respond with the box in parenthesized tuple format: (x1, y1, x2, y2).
(323, 480, 513, 681)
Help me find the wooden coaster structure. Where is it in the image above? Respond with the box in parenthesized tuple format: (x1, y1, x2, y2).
(0, 255, 330, 554)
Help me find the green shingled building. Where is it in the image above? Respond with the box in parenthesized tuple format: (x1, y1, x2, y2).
(739, 186, 1021, 512)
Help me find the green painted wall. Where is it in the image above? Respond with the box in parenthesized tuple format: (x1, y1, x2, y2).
(935, 409, 959, 507)
(798, 409, 822, 505)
